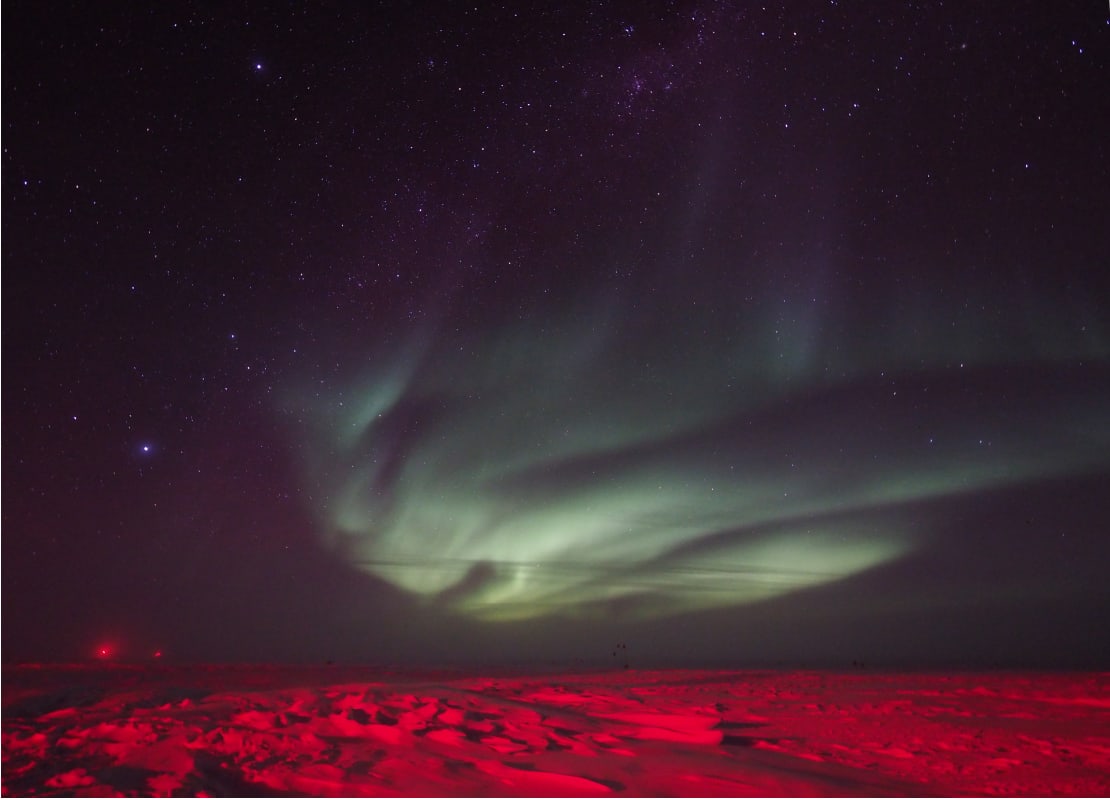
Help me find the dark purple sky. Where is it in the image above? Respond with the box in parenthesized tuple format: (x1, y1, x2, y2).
(4, 2, 1109, 667)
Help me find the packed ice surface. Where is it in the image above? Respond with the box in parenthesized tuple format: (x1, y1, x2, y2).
(4, 666, 1108, 796)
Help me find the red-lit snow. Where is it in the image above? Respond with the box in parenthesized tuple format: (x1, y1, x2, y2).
(3, 666, 1107, 796)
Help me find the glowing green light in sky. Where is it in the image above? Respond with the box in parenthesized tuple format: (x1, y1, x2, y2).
(280, 283, 1110, 622)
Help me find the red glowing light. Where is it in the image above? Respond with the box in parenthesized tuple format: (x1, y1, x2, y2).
(153, 650, 163, 659)
(95, 644, 114, 660)
(1, 668, 1106, 796)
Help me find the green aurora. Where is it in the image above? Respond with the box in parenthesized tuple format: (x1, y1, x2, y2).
(281, 280, 1110, 622)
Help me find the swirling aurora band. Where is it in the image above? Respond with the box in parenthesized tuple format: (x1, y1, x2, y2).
(279, 282, 1109, 623)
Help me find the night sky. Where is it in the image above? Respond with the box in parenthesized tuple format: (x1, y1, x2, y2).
(4, 2, 1109, 668)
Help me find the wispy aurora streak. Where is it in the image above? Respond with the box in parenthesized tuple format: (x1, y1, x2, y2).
(283, 283, 1110, 622)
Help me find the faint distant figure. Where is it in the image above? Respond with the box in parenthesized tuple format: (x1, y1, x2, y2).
(613, 642, 629, 669)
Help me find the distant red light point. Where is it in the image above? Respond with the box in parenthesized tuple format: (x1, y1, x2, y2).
(153, 650, 163, 659)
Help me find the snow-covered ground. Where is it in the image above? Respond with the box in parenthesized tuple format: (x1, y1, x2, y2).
(3, 665, 1108, 796)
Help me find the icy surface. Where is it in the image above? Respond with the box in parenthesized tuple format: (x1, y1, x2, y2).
(4, 666, 1108, 796)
